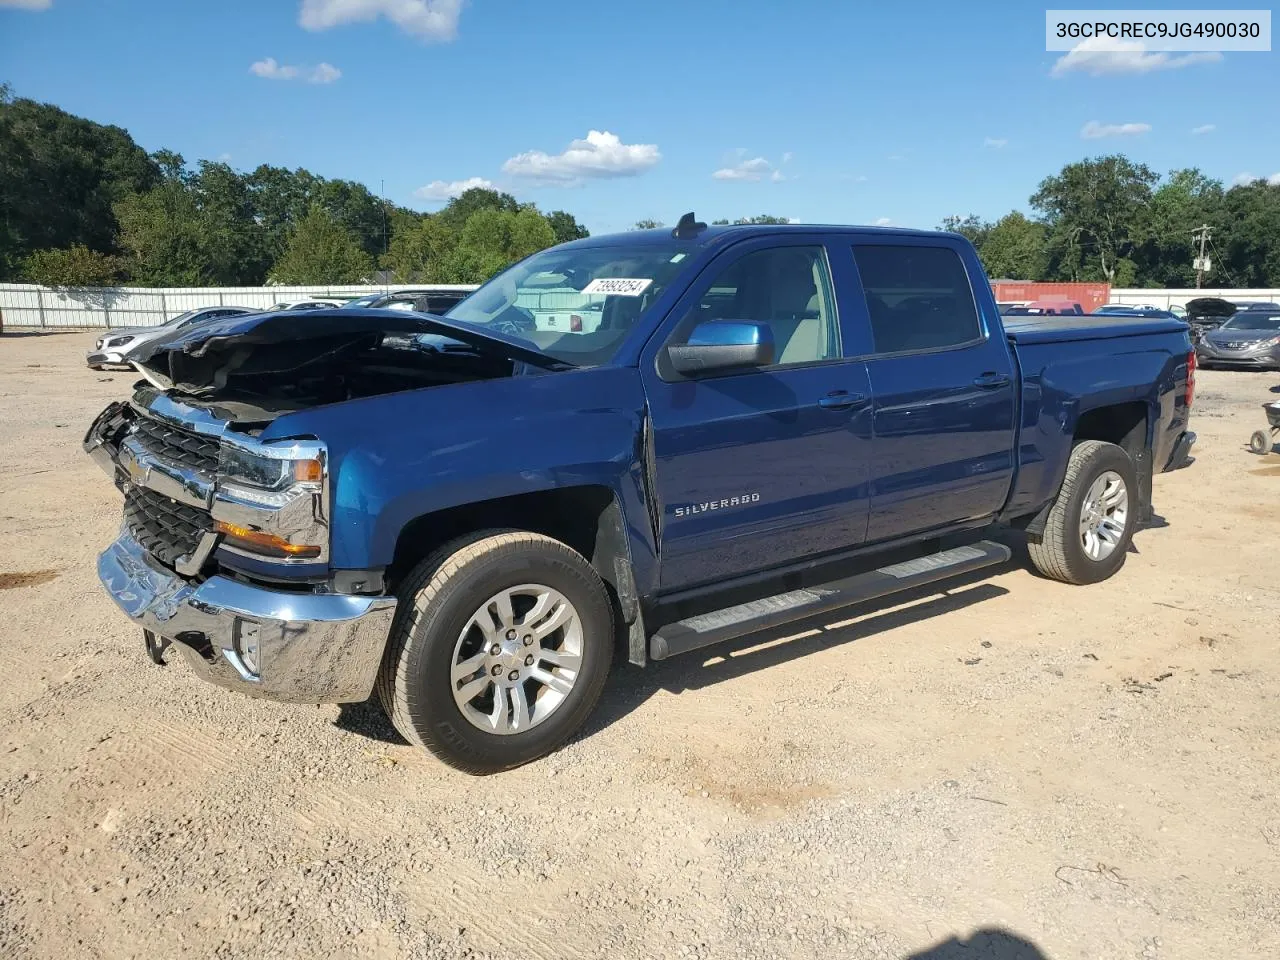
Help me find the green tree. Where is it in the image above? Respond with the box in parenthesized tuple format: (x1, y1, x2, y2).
(271, 205, 374, 284)
(632, 219, 663, 230)
(436, 187, 521, 233)
(0, 94, 160, 279)
(1031, 155, 1158, 282)
(1216, 181, 1280, 287)
(734, 214, 792, 224)
(545, 210, 589, 244)
(114, 182, 218, 285)
(21, 245, 125, 286)
(978, 212, 1047, 280)
(435, 208, 557, 283)
(382, 213, 458, 282)
(1132, 168, 1223, 287)
(940, 214, 992, 250)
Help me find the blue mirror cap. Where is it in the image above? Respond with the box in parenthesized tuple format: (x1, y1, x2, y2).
(686, 320, 774, 348)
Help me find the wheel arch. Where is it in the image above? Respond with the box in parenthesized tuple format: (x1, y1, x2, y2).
(386, 485, 648, 666)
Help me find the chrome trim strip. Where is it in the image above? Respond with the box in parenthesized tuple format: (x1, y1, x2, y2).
(175, 530, 220, 577)
(118, 435, 215, 509)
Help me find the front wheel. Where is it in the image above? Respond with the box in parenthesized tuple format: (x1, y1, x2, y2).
(377, 530, 614, 774)
(1027, 440, 1138, 585)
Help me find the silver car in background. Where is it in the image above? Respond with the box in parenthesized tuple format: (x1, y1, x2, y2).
(87, 306, 255, 369)
(1195, 311, 1280, 371)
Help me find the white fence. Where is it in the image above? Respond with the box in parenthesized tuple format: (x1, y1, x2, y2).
(0, 283, 479, 330)
(2, 282, 1278, 331)
(1108, 288, 1280, 310)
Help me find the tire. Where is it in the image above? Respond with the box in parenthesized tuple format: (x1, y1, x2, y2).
(377, 530, 614, 774)
(1027, 440, 1138, 586)
(1250, 430, 1271, 455)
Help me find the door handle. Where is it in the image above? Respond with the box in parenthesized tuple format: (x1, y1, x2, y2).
(973, 372, 1012, 389)
(818, 391, 866, 410)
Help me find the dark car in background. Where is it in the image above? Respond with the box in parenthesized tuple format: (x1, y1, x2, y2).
(1088, 306, 1181, 320)
(87, 306, 255, 369)
(1195, 310, 1280, 370)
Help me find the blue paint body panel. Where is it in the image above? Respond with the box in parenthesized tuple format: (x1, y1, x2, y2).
(244, 224, 1193, 608)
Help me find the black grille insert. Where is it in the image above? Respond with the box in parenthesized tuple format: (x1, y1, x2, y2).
(124, 485, 212, 569)
(131, 416, 221, 477)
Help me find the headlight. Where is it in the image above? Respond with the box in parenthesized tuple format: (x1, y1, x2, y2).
(1257, 335, 1280, 349)
(106, 335, 135, 349)
(219, 444, 323, 493)
(214, 439, 328, 561)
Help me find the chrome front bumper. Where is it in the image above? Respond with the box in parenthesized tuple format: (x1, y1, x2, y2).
(98, 530, 397, 704)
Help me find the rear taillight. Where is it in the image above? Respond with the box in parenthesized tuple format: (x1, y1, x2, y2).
(1185, 349, 1196, 408)
(569, 314, 583, 332)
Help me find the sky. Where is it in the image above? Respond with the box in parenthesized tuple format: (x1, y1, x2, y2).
(2, 0, 1277, 236)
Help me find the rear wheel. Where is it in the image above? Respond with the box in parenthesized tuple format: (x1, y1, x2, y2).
(1027, 440, 1138, 585)
(377, 530, 614, 774)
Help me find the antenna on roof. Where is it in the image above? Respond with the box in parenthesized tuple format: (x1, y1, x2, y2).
(671, 211, 707, 239)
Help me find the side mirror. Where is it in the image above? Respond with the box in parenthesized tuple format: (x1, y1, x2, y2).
(668, 320, 775, 375)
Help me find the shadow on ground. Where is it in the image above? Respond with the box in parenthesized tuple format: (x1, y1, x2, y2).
(908, 927, 1050, 959)
(336, 519, 1175, 750)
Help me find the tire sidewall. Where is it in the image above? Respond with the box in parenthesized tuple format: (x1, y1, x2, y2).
(1059, 443, 1138, 583)
(399, 542, 613, 770)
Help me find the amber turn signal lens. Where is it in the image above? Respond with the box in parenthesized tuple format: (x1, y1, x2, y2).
(214, 521, 321, 559)
(292, 459, 323, 483)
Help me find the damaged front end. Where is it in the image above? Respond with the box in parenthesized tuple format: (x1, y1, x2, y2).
(85, 308, 562, 703)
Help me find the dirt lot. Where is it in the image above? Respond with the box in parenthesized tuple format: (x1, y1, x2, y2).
(1, 331, 1277, 960)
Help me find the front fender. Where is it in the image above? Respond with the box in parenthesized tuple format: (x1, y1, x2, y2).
(260, 367, 657, 586)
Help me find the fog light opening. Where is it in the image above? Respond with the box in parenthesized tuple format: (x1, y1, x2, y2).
(234, 620, 262, 677)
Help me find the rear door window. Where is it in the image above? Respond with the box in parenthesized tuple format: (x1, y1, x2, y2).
(852, 245, 982, 354)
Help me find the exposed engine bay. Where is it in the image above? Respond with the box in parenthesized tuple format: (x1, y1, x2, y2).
(126, 310, 560, 423)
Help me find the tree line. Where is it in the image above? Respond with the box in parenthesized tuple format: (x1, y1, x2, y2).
(0, 88, 588, 288)
(942, 156, 1280, 288)
(5, 88, 1279, 290)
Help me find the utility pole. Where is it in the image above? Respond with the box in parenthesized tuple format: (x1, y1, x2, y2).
(1192, 224, 1211, 288)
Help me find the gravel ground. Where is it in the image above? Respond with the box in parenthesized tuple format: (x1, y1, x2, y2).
(1, 331, 1278, 960)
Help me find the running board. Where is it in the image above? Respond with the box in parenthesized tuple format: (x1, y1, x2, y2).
(648, 540, 1012, 661)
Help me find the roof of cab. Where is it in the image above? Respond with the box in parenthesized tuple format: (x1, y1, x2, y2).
(556, 223, 962, 250)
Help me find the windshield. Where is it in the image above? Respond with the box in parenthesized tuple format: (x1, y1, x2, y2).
(165, 309, 200, 327)
(1221, 313, 1280, 332)
(443, 242, 697, 366)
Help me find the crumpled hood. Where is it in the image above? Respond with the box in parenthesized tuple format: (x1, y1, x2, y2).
(128, 307, 566, 390)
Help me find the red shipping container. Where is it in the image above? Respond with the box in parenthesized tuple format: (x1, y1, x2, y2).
(990, 282, 1110, 314)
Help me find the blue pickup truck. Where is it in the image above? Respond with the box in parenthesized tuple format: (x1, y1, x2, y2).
(85, 216, 1197, 773)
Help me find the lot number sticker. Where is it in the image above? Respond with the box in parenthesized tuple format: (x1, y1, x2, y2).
(581, 277, 653, 297)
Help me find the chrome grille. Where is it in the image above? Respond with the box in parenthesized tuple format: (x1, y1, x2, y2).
(131, 416, 221, 477)
(123, 485, 212, 569)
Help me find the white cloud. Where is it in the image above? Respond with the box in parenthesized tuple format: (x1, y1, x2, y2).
(983, 137, 1008, 148)
(1080, 120, 1151, 139)
(299, 0, 461, 41)
(250, 58, 299, 80)
(781, 151, 794, 163)
(249, 58, 341, 83)
(887, 154, 905, 161)
(1231, 172, 1280, 187)
(874, 217, 892, 226)
(0, 0, 53, 9)
(1191, 124, 1216, 135)
(1052, 37, 1221, 77)
(712, 155, 793, 182)
(309, 62, 342, 83)
(502, 130, 660, 184)
(414, 176, 496, 201)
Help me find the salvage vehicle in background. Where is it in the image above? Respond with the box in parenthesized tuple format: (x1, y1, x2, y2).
(86, 306, 254, 369)
(84, 215, 1197, 774)
(264, 298, 348, 312)
(1195, 310, 1280, 370)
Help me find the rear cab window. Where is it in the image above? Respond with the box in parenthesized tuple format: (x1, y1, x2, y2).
(852, 245, 983, 353)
